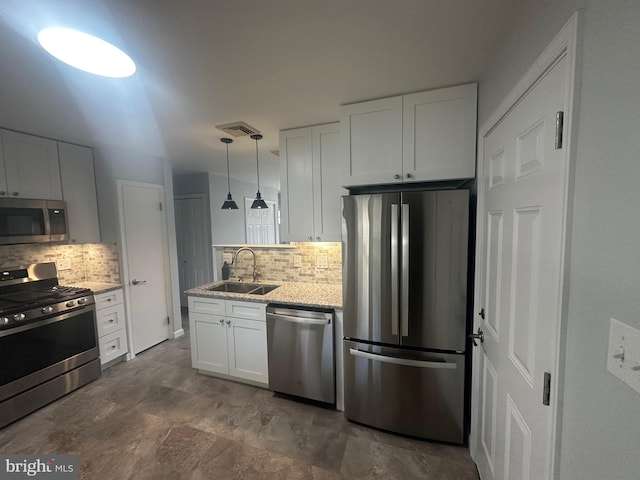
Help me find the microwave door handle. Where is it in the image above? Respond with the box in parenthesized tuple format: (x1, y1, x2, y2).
(391, 203, 399, 337)
(401, 202, 409, 337)
(42, 206, 52, 239)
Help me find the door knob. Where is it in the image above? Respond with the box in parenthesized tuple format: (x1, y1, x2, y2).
(132, 279, 147, 285)
(469, 328, 485, 346)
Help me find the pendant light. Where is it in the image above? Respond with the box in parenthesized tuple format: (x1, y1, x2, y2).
(250, 134, 268, 209)
(220, 138, 239, 209)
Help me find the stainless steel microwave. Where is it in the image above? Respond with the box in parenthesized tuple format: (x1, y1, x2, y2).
(0, 198, 68, 245)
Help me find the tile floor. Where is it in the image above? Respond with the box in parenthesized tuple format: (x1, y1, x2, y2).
(0, 314, 479, 479)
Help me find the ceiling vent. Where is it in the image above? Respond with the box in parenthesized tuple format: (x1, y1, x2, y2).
(215, 121, 260, 137)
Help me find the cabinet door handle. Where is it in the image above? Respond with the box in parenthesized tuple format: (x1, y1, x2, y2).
(12, 192, 19, 196)
(406, 173, 413, 179)
(225, 320, 231, 325)
(393, 174, 401, 180)
(0, 191, 5, 196)
(219, 319, 224, 325)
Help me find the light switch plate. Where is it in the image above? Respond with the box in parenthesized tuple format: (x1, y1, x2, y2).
(607, 317, 640, 395)
(223, 253, 233, 263)
(316, 255, 328, 269)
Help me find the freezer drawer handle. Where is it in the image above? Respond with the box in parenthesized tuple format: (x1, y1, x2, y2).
(349, 348, 457, 369)
(268, 313, 331, 325)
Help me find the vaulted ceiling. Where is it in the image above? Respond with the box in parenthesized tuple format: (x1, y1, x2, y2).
(0, 0, 518, 188)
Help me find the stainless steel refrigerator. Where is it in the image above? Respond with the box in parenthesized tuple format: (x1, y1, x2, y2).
(342, 189, 470, 443)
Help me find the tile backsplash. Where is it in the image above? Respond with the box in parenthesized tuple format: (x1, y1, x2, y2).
(0, 243, 120, 285)
(218, 242, 342, 285)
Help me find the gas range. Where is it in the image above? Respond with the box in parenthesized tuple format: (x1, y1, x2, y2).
(0, 264, 94, 330)
(0, 261, 100, 429)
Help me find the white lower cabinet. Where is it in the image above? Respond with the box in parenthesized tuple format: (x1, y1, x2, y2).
(95, 289, 129, 367)
(188, 296, 268, 386)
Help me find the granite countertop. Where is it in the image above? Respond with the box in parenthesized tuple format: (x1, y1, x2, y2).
(73, 281, 122, 295)
(186, 281, 343, 309)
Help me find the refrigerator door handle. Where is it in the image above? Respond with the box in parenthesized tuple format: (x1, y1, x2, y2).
(391, 203, 399, 336)
(401, 202, 409, 337)
(349, 348, 457, 370)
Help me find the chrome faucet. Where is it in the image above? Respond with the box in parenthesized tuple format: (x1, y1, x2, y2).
(232, 247, 259, 282)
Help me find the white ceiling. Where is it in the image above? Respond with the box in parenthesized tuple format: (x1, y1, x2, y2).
(0, 0, 517, 189)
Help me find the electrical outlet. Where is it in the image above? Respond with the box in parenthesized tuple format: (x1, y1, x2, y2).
(57, 258, 71, 271)
(293, 255, 302, 267)
(316, 255, 328, 269)
(607, 317, 640, 395)
(223, 253, 233, 263)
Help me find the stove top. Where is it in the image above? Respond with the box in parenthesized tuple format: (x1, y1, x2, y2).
(0, 262, 94, 330)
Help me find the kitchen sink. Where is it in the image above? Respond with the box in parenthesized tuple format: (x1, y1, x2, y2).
(208, 282, 279, 295)
(248, 284, 280, 295)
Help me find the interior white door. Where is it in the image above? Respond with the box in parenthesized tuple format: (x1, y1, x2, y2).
(472, 54, 571, 479)
(244, 198, 277, 244)
(175, 195, 211, 307)
(121, 182, 171, 354)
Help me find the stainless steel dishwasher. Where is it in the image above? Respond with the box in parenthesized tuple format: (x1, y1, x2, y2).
(266, 305, 335, 404)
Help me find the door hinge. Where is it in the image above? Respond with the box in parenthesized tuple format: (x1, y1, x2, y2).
(555, 111, 564, 149)
(166, 316, 170, 325)
(543, 371, 551, 406)
(159, 202, 163, 211)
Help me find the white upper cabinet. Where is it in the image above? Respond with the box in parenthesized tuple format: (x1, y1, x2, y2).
(280, 123, 342, 242)
(0, 130, 62, 199)
(59, 142, 101, 243)
(341, 83, 477, 187)
(341, 97, 403, 186)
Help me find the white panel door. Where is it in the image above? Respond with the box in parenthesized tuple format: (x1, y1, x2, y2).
(473, 55, 571, 480)
(244, 198, 276, 244)
(175, 195, 211, 307)
(120, 182, 171, 354)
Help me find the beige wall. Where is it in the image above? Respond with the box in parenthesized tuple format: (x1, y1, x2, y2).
(0, 243, 120, 285)
(218, 242, 341, 285)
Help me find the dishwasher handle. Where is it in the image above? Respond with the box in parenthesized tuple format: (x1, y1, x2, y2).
(267, 312, 331, 325)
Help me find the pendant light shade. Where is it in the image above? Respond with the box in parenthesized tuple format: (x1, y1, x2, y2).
(220, 138, 239, 210)
(250, 134, 268, 209)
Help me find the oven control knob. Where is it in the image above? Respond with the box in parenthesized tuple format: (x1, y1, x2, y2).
(65, 301, 76, 307)
(13, 313, 26, 322)
(77, 298, 87, 305)
(41, 306, 54, 314)
(1, 317, 9, 325)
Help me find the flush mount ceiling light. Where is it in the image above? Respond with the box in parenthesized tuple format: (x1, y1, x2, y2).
(37, 27, 136, 78)
(250, 134, 268, 210)
(221, 138, 239, 210)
